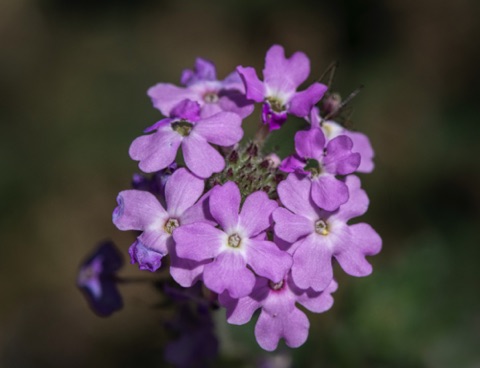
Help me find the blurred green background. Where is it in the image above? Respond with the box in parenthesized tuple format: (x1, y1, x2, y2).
(1, 0, 479, 367)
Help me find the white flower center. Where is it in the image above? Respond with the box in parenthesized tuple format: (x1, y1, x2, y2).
(164, 218, 180, 234)
(315, 219, 329, 236)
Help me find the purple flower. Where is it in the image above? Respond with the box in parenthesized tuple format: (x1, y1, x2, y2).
(129, 99, 243, 178)
(148, 57, 254, 119)
(237, 45, 327, 131)
(77, 241, 123, 317)
(113, 168, 210, 273)
(273, 174, 382, 291)
(279, 126, 360, 211)
(174, 182, 292, 298)
(309, 107, 375, 173)
(220, 274, 338, 351)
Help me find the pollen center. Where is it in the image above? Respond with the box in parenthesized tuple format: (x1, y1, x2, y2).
(203, 91, 219, 103)
(268, 280, 284, 291)
(304, 159, 322, 177)
(315, 219, 329, 236)
(266, 96, 285, 113)
(164, 218, 180, 234)
(227, 233, 242, 248)
(171, 120, 193, 137)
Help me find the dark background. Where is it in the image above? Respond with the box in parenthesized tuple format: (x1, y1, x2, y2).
(1, 0, 479, 367)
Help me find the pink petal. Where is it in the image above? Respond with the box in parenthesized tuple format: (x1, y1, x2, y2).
(182, 133, 225, 178)
(295, 128, 325, 161)
(273, 207, 313, 243)
(311, 175, 349, 212)
(209, 182, 240, 232)
(277, 174, 318, 220)
(147, 83, 198, 116)
(173, 223, 223, 261)
(193, 112, 243, 146)
(289, 83, 327, 118)
(291, 234, 333, 292)
(334, 175, 369, 222)
(345, 130, 375, 173)
(323, 135, 360, 175)
(297, 279, 338, 313)
(203, 251, 255, 298)
(236, 66, 265, 102)
(113, 190, 167, 231)
(247, 240, 292, 283)
(239, 191, 278, 237)
(165, 168, 204, 217)
(168, 242, 207, 287)
(129, 127, 182, 173)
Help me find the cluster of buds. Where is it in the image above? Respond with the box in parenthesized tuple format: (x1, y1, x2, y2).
(111, 45, 382, 351)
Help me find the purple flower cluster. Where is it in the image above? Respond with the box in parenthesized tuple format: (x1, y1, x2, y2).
(113, 45, 382, 351)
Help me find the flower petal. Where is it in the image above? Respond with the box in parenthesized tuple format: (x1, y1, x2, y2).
(209, 182, 240, 232)
(173, 223, 223, 261)
(335, 223, 382, 276)
(273, 207, 313, 243)
(345, 130, 375, 173)
(279, 154, 305, 174)
(236, 66, 265, 102)
(165, 168, 204, 217)
(203, 251, 255, 298)
(311, 175, 349, 212)
(147, 83, 198, 116)
(296, 279, 338, 313)
(333, 175, 369, 222)
(181, 57, 217, 86)
(182, 133, 225, 178)
(323, 135, 360, 175)
(128, 239, 164, 272)
(168, 242, 207, 287)
(247, 240, 292, 283)
(295, 128, 325, 161)
(264, 45, 310, 97)
(129, 127, 182, 173)
(112, 190, 167, 231)
(239, 191, 278, 237)
(289, 83, 327, 118)
(291, 234, 333, 292)
(193, 112, 243, 146)
(277, 174, 318, 220)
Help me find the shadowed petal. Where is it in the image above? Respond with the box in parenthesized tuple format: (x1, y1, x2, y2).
(345, 130, 375, 173)
(296, 279, 338, 313)
(148, 83, 198, 116)
(333, 175, 369, 222)
(323, 135, 360, 175)
(168, 242, 208, 287)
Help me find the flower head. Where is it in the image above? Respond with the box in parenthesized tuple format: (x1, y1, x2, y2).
(273, 174, 382, 291)
(129, 99, 243, 178)
(237, 45, 327, 130)
(149, 57, 254, 119)
(174, 182, 292, 298)
(77, 241, 124, 317)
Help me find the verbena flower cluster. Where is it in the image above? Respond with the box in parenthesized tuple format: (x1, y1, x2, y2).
(111, 44, 382, 351)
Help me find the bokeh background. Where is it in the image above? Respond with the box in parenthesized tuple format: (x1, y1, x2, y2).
(1, 0, 479, 367)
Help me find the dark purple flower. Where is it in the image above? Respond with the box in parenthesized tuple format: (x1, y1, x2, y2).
(220, 274, 338, 351)
(279, 126, 360, 211)
(149, 57, 254, 119)
(237, 45, 327, 130)
(174, 182, 292, 298)
(273, 174, 382, 291)
(129, 99, 243, 178)
(77, 241, 123, 317)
